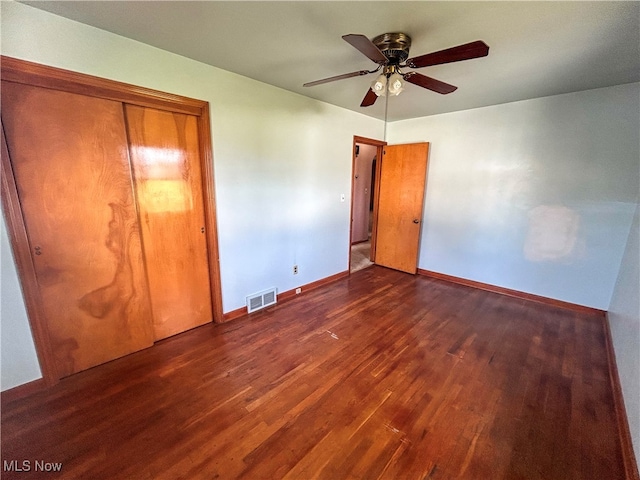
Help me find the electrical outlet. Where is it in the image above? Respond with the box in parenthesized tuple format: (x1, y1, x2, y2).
(293, 265, 298, 275)
(295, 287, 302, 294)
(340, 193, 345, 202)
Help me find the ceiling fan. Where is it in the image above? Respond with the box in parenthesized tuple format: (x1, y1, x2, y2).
(303, 33, 489, 107)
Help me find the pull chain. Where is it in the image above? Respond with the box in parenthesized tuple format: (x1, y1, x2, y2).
(383, 89, 389, 142)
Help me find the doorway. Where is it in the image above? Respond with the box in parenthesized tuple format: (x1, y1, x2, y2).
(349, 136, 385, 273)
(349, 137, 430, 275)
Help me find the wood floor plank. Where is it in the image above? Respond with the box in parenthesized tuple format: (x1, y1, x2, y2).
(1, 266, 627, 479)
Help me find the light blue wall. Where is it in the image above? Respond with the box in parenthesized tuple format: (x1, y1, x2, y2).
(1, 215, 43, 390)
(388, 83, 640, 309)
(609, 201, 640, 463)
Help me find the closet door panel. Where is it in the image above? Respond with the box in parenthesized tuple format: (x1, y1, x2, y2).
(125, 105, 213, 340)
(1, 81, 155, 377)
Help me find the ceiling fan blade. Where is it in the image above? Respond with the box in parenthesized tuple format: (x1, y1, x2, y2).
(360, 88, 378, 107)
(342, 34, 388, 64)
(303, 70, 371, 87)
(406, 40, 489, 69)
(403, 72, 457, 94)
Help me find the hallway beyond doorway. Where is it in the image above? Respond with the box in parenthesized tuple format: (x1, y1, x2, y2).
(350, 240, 373, 272)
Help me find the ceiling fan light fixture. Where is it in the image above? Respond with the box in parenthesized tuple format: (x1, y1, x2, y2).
(387, 72, 404, 96)
(371, 73, 387, 97)
(305, 32, 490, 108)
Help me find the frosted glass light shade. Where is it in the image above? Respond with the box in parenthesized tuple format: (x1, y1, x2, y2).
(371, 74, 387, 97)
(388, 72, 404, 96)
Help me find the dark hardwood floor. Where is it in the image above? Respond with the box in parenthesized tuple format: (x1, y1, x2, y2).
(1, 266, 625, 479)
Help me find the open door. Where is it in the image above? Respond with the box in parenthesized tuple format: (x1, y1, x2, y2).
(374, 142, 430, 274)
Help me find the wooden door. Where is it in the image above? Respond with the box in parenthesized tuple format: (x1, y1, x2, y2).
(125, 105, 213, 340)
(1, 82, 155, 378)
(374, 143, 430, 274)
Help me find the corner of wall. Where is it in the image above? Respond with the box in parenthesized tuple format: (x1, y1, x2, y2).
(607, 199, 640, 469)
(1, 214, 43, 391)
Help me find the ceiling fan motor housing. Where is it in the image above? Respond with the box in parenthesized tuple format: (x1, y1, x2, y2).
(372, 32, 412, 64)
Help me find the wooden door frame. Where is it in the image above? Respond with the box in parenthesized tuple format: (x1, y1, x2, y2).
(349, 136, 386, 272)
(1, 56, 224, 387)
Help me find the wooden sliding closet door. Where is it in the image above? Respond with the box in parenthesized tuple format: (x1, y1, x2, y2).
(125, 105, 213, 340)
(1, 82, 155, 378)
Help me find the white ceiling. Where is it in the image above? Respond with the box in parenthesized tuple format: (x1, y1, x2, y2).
(20, 1, 640, 122)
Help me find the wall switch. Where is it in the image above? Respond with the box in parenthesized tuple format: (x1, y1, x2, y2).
(340, 193, 345, 202)
(293, 265, 298, 275)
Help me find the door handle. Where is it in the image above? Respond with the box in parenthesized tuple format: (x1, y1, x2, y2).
(413, 219, 420, 224)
